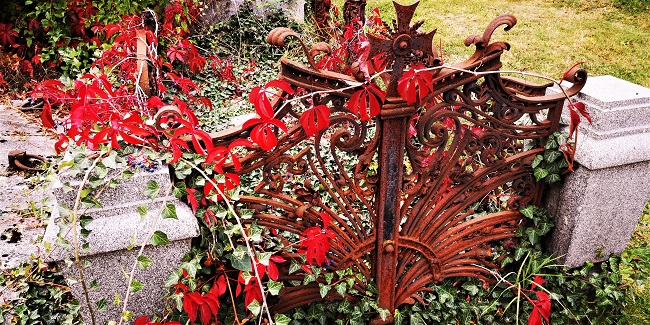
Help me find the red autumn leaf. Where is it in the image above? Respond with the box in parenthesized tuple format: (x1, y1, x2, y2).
(199, 303, 211, 325)
(167, 43, 186, 63)
(531, 275, 545, 290)
(570, 101, 591, 123)
(300, 105, 330, 136)
(186, 187, 199, 213)
(299, 211, 336, 266)
(568, 107, 581, 139)
(20, 60, 34, 78)
(169, 138, 190, 164)
(134, 316, 151, 325)
(528, 291, 551, 325)
(398, 65, 434, 105)
(54, 134, 70, 154)
(301, 264, 313, 274)
(0, 23, 18, 47)
(205, 139, 250, 174)
(559, 142, 576, 172)
(266, 255, 285, 281)
(28, 19, 40, 31)
(199, 97, 213, 110)
(183, 291, 202, 324)
(204, 173, 240, 201)
(249, 80, 294, 120)
(147, 96, 165, 109)
(167, 73, 197, 94)
(41, 103, 56, 129)
(173, 126, 213, 155)
(560, 61, 584, 83)
(567, 101, 590, 138)
(243, 118, 287, 151)
(348, 84, 385, 121)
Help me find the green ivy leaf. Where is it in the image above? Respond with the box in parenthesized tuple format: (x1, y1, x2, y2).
(410, 313, 426, 325)
(172, 182, 188, 198)
(228, 252, 252, 271)
(289, 260, 301, 274)
(377, 308, 390, 322)
(248, 300, 261, 316)
(544, 150, 563, 163)
(520, 206, 535, 219)
(274, 313, 291, 325)
(461, 282, 479, 296)
(164, 269, 182, 288)
(137, 205, 147, 219)
(546, 173, 562, 184)
(144, 180, 159, 200)
(526, 227, 540, 245)
(319, 283, 331, 298)
(96, 298, 107, 312)
(268, 279, 283, 295)
(324, 272, 334, 285)
(114, 293, 121, 306)
(130, 278, 144, 293)
(545, 139, 558, 149)
(534, 168, 549, 181)
(151, 231, 170, 246)
(531, 155, 544, 169)
(335, 282, 347, 297)
(79, 215, 94, 228)
(162, 204, 177, 219)
(137, 255, 153, 269)
(102, 150, 118, 169)
(181, 261, 199, 278)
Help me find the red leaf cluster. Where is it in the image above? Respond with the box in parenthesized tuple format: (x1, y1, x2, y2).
(0, 23, 19, 48)
(397, 65, 434, 105)
(300, 105, 331, 136)
(299, 212, 336, 266)
(244, 80, 294, 150)
(527, 276, 551, 325)
(348, 84, 385, 121)
(567, 101, 591, 138)
(179, 276, 227, 325)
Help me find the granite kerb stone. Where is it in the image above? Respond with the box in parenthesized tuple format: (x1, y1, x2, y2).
(41, 162, 199, 324)
(544, 75, 650, 268)
(54, 166, 172, 211)
(42, 197, 198, 262)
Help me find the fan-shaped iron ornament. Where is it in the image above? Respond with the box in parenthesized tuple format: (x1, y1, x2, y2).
(209, 1, 586, 322)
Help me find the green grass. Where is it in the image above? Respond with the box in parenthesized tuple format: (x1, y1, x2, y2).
(620, 201, 650, 323)
(334, 0, 650, 87)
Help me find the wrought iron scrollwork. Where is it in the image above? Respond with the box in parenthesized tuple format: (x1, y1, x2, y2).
(204, 1, 587, 322)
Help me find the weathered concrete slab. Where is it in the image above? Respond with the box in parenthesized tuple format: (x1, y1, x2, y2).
(0, 105, 54, 271)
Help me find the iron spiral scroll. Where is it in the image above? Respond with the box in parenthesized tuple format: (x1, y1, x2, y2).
(208, 1, 587, 322)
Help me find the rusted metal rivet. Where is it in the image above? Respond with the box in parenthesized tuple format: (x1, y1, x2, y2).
(383, 240, 395, 253)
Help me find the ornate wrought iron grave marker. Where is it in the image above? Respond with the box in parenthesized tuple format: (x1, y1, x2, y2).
(209, 1, 586, 322)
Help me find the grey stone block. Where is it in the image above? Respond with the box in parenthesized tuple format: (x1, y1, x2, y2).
(544, 75, 650, 267)
(55, 167, 171, 212)
(545, 161, 650, 267)
(43, 199, 198, 262)
(57, 239, 191, 325)
(42, 165, 199, 324)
